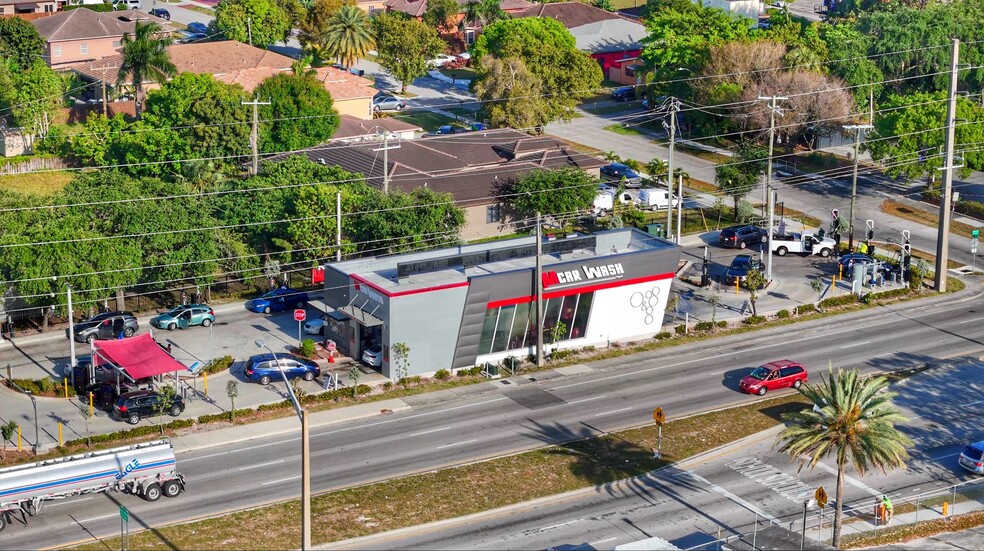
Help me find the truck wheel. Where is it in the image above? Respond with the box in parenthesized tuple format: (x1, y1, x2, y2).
(144, 482, 162, 502)
(127, 412, 140, 425)
(757, 387, 768, 396)
(162, 480, 181, 498)
(776, 247, 787, 256)
(819, 248, 831, 258)
(263, 306, 271, 314)
(259, 375, 271, 386)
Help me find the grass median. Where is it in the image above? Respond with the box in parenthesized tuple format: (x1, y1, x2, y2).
(68, 394, 809, 550)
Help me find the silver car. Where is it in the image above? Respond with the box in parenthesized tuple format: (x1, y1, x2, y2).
(959, 442, 984, 474)
(373, 94, 407, 112)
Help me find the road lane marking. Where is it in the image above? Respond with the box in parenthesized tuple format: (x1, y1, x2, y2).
(538, 519, 583, 531)
(958, 317, 984, 324)
(591, 537, 618, 546)
(436, 439, 477, 450)
(595, 407, 632, 417)
(840, 340, 871, 349)
(239, 459, 284, 471)
(70, 513, 117, 525)
(814, 461, 880, 496)
(261, 475, 301, 485)
(49, 497, 92, 507)
(674, 470, 778, 522)
(410, 426, 451, 437)
(567, 395, 608, 405)
(184, 437, 301, 462)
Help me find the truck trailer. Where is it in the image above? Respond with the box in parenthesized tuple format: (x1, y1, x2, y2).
(0, 439, 184, 532)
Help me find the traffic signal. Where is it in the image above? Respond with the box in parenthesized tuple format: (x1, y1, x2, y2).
(902, 241, 911, 255)
(867, 229, 874, 241)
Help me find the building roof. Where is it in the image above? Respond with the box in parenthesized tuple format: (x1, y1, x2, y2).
(384, 0, 532, 17)
(266, 128, 605, 207)
(311, 66, 375, 100)
(32, 8, 173, 42)
(333, 115, 423, 141)
(512, 2, 647, 53)
(74, 40, 295, 86)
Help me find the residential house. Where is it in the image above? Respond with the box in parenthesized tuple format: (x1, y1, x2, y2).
(701, 0, 763, 23)
(0, 0, 59, 18)
(266, 128, 605, 239)
(311, 66, 376, 120)
(513, 2, 648, 84)
(355, 0, 387, 14)
(32, 8, 173, 68)
(331, 115, 422, 142)
(383, 0, 534, 46)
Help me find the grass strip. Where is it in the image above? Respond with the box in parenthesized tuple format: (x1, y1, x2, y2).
(841, 509, 984, 549)
(881, 198, 979, 239)
(0, 171, 74, 196)
(68, 394, 809, 550)
(604, 123, 645, 136)
(177, 4, 214, 15)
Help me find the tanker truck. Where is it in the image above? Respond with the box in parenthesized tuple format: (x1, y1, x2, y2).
(0, 439, 184, 532)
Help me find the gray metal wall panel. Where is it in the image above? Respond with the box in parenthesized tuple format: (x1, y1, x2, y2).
(389, 286, 469, 376)
(323, 266, 351, 308)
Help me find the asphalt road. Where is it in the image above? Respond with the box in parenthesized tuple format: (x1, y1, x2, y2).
(4, 288, 983, 548)
(340, 361, 984, 551)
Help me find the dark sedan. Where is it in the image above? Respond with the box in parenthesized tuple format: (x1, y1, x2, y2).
(600, 163, 643, 187)
(725, 254, 763, 286)
(610, 86, 636, 102)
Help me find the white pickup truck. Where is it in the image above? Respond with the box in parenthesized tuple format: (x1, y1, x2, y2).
(770, 231, 836, 257)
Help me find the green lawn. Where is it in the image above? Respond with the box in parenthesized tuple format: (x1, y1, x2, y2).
(0, 170, 74, 196)
(439, 68, 478, 81)
(389, 111, 463, 132)
(604, 123, 645, 136)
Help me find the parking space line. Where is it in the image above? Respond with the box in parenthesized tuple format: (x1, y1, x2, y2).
(436, 439, 477, 450)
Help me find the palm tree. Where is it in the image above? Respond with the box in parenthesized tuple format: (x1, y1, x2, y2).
(460, 0, 508, 34)
(776, 367, 911, 547)
(647, 158, 668, 185)
(116, 21, 176, 119)
(292, 54, 317, 77)
(322, 5, 374, 70)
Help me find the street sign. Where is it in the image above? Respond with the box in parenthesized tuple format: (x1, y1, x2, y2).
(973, 229, 981, 238)
(119, 505, 129, 522)
(293, 309, 306, 322)
(815, 486, 828, 509)
(653, 407, 666, 426)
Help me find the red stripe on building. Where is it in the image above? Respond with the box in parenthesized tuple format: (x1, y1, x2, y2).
(486, 272, 675, 309)
(350, 273, 469, 298)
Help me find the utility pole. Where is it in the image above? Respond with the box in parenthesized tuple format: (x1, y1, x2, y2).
(663, 98, 679, 242)
(844, 124, 873, 251)
(534, 211, 544, 368)
(936, 38, 960, 292)
(372, 129, 400, 193)
(767, 186, 776, 281)
(247, 16, 253, 46)
(242, 96, 270, 176)
(336, 191, 342, 262)
(676, 172, 683, 243)
(759, 95, 787, 281)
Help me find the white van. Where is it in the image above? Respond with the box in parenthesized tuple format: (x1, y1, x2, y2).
(592, 189, 635, 214)
(638, 188, 680, 211)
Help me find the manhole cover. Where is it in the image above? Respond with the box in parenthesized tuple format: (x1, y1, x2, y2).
(500, 380, 512, 385)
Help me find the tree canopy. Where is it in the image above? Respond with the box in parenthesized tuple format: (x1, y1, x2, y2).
(254, 72, 340, 152)
(373, 12, 445, 93)
(214, 0, 296, 49)
(322, 4, 375, 69)
(494, 167, 599, 226)
(117, 21, 175, 118)
(0, 17, 45, 70)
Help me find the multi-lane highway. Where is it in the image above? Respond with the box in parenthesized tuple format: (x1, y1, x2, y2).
(3, 285, 981, 549)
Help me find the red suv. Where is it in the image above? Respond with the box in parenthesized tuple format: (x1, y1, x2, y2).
(739, 360, 808, 395)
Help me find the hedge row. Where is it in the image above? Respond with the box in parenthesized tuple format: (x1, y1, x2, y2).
(924, 189, 984, 221)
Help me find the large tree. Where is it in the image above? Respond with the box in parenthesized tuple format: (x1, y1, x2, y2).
(214, 0, 295, 49)
(254, 72, 340, 152)
(374, 12, 446, 93)
(348, 187, 466, 255)
(298, 0, 351, 63)
(323, 4, 374, 69)
(472, 18, 602, 124)
(423, 0, 461, 32)
(472, 56, 550, 130)
(460, 0, 508, 33)
(716, 142, 767, 221)
(116, 21, 176, 118)
(0, 17, 45, 70)
(6, 61, 64, 139)
(776, 367, 911, 547)
(493, 167, 599, 227)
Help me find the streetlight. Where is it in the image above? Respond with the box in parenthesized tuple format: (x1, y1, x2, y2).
(66, 283, 76, 385)
(801, 498, 817, 550)
(254, 339, 310, 549)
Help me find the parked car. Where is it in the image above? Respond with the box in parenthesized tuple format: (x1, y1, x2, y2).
(245, 288, 309, 314)
(148, 7, 170, 19)
(113, 0, 141, 9)
(304, 312, 330, 335)
(838, 253, 873, 273)
(113, 389, 185, 424)
(372, 94, 407, 112)
(178, 32, 207, 44)
(719, 225, 768, 249)
(244, 353, 320, 385)
(739, 360, 807, 395)
(186, 21, 208, 34)
(724, 254, 763, 286)
(641, 95, 668, 110)
(610, 86, 636, 102)
(151, 304, 215, 331)
(959, 441, 984, 474)
(427, 54, 457, 68)
(600, 163, 643, 187)
(68, 311, 138, 343)
(362, 344, 383, 367)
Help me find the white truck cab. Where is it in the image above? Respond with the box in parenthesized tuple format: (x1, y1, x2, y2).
(771, 231, 835, 257)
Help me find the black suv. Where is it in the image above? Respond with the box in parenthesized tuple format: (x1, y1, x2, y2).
(113, 390, 185, 424)
(719, 225, 768, 249)
(610, 86, 635, 102)
(68, 311, 139, 343)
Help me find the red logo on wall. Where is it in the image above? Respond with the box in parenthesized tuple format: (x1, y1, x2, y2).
(311, 266, 325, 284)
(541, 271, 560, 289)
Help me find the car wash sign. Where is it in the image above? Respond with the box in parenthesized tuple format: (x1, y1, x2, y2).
(542, 262, 626, 290)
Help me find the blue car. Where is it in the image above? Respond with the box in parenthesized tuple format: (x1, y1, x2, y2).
(600, 163, 642, 187)
(245, 288, 309, 314)
(186, 21, 208, 34)
(244, 353, 320, 385)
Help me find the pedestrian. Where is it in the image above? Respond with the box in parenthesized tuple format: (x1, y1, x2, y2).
(181, 291, 187, 306)
(166, 343, 173, 355)
(881, 495, 893, 524)
(858, 241, 868, 255)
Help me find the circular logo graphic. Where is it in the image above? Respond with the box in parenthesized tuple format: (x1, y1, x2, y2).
(629, 287, 661, 325)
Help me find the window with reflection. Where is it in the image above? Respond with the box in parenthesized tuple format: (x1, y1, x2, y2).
(478, 292, 594, 354)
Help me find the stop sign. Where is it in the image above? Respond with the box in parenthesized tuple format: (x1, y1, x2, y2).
(294, 309, 306, 322)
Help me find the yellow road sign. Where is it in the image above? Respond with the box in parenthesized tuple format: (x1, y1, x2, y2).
(653, 407, 665, 425)
(815, 486, 828, 509)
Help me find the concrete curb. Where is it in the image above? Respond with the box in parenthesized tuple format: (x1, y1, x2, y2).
(171, 398, 411, 454)
(324, 424, 784, 550)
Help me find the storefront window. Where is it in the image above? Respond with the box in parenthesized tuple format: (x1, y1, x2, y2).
(509, 302, 531, 350)
(571, 293, 593, 340)
(480, 292, 594, 354)
(479, 308, 498, 354)
(492, 305, 515, 351)
(542, 297, 563, 343)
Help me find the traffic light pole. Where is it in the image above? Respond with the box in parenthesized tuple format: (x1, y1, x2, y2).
(844, 124, 873, 251)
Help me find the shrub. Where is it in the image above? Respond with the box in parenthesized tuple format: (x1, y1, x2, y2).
(743, 315, 766, 325)
(355, 384, 371, 395)
(795, 304, 816, 315)
(434, 369, 451, 380)
(776, 309, 790, 319)
(716, 320, 728, 328)
(820, 294, 856, 309)
(551, 348, 578, 360)
(674, 324, 687, 334)
(502, 356, 521, 372)
(38, 377, 55, 394)
(300, 339, 316, 357)
(383, 381, 394, 389)
(655, 331, 672, 340)
(202, 355, 234, 376)
(694, 321, 714, 331)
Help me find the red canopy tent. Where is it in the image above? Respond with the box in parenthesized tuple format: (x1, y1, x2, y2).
(92, 333, 187, 380)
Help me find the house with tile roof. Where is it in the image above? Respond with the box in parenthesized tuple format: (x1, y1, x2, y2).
(513, 2, 647, 84)
(332, 115, 423, 142)
(265, 128, 605, 239)
(31, 8, 173, 68)
(0, 0, 59, 18)
(384, 0, 533, 46)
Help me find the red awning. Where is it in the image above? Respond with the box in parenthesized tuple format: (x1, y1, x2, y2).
(91, 333, 186, 380)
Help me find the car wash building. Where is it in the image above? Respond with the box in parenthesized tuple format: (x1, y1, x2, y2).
(321, 228, 681, 379)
